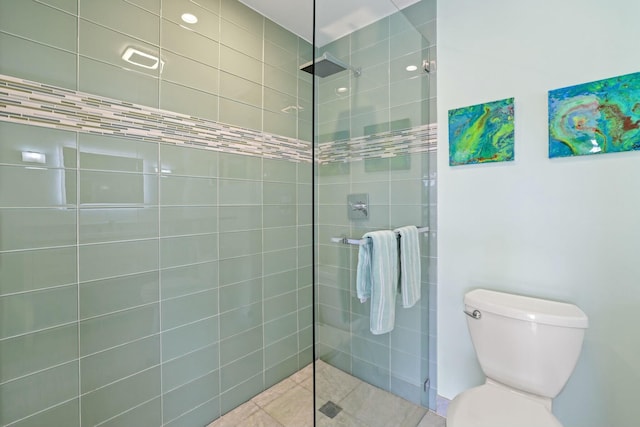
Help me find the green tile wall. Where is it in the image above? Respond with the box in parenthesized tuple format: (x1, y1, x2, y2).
(0, 117, 311, 426)
(0, 0, 313, 425)
(0, 0, 312, 140)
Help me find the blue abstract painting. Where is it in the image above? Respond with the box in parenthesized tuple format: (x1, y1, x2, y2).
(548, 72, 640, 158)
(448, 98, 515, 166)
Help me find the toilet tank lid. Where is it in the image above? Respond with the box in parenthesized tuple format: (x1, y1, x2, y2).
(464, 289, 588, 328)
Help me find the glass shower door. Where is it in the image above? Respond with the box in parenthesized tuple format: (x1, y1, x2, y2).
(312, 0, 436, 425)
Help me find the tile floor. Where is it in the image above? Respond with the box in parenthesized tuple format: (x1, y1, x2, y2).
(208, 360, 446, 427)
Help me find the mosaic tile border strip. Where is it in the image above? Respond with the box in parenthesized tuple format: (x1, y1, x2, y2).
(0, 74, 436, 164)
(317, 123, 438, 164)
(0, 74, 310, 162)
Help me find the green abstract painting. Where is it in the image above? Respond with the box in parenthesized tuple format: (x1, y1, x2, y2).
(549, 72, 640, 158)
(448, 98, 515, 166)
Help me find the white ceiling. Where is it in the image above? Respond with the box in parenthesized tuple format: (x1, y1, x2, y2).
(238, 0, 420, 46)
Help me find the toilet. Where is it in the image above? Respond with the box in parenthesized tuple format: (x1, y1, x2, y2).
(446, 289, 588, 427)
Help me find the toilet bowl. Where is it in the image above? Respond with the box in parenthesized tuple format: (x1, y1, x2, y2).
(446, 289, 588, 427)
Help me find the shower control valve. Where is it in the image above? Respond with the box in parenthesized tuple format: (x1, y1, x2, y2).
(347, 193, 369, 220)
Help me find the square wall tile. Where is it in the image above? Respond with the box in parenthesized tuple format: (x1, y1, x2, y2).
(351, 16, 389, 51)
(221, 18, 263, 60)
(263, 226, 296, 252)
(263, 269, 297, 299)
(163, 371, 219, 423)
(219, 325, 262, 366)
(264, 64, 297, 97)
(99, 398, 161, 427)
(264, 110, 297, 139)
(0, 166, 76, 207)
(219, 278, 262, 313)
(162, 50, 219, 95)
(162, 316, 218, 361)
(264, 18, 298, 54)
(0, 324, 78, 384)
(219, 179, 262, 205)
(79, 239, 158, 282)
(80, 335, 160, 393)
(81, 367, 161, 427)
(0, 32, 77, 90)
(0, 285, 77, 339)
(218, 152, 262, 180)
(218, 253, 262, 286)
(79, 134, 158, 173)
(79, 271, 159, 319)
(0, 0, 77, 51)
(160, 143, 218, 178)
(79, 19, 159, 78)
(219, 45, 262, 84)
(0, 208, 76, 251)
(128, 0, 160, 14)
(7, 399, 79, 427)
(219, 71, 263, 108)
(162, 344, 219, 392)
(218, 230, 262, 259)
(80, 0, 160, 44)
(264, 290, 297, 322)
(39, 0, 77, 14)
(160, 233, 218, 268)
(220, 349, 263, 391)
(161, 261, 218, 300)
(161, 18, 219, 67)
(263, 205, 296, 228)
(219, 373, 263, 415)
(219, 98, 262, 132)
(161, 288, 218, 330)
(160, 175, 217, 205)
(219, 301, 262, 340)
(0, 361, 78, 426)
(79, 207, 159, 244)
(264, 312, 297, 344)
(79, 304, 159, 356)
(79, 56, 159, 108)
(160, 81, 219, 122)
(0, 121, 77, 169)
(0, 247, 77, 296)
(164, 398, 219, 427)
(220, 0, 263, 37)
(160, 206, 218, 237)
(162, 0, 219, 40)
(265, 334, 297, 369)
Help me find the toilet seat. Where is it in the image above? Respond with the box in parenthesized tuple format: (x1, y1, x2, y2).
(446, 383, 563, 427)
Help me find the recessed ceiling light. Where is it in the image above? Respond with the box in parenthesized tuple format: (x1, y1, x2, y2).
(406, 65, 418, 72)
(336, 87, 348, 93)
(181, 13, 198, 24)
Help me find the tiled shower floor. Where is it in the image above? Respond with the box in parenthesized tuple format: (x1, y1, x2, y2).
(208, 360, 446, 427)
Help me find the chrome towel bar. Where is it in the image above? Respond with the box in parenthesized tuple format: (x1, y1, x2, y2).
(330, 226, 429, 246)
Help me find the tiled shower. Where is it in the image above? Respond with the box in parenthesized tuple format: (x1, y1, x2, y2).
(0, 0, 437, 426)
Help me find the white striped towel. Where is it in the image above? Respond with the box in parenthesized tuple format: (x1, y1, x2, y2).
(356, 230, 398, 335)
(394, 225, 421, 308)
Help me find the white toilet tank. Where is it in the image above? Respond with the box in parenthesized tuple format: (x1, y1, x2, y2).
(464, 289, 588, 398)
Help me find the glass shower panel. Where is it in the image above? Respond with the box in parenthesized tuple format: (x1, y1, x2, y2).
(313, 0, 434, 425)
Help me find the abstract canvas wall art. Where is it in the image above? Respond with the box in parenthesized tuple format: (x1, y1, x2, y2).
(548, 72, 640, 158)
(448, 97, 515, 166)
